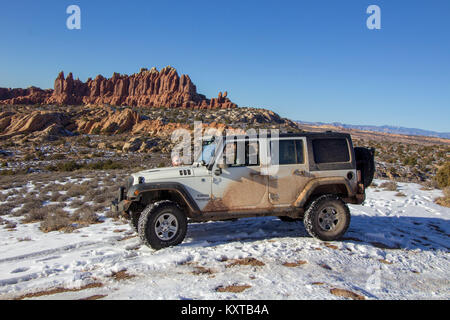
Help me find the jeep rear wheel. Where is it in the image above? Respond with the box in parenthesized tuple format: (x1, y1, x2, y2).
(138, 200, 187, 250)
(303, 195, 350, 241)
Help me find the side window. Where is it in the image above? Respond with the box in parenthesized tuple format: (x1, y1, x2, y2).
(224, 140, 259, 167)
(279, 140, 296, 165)
(296, 140, 305, 164)
(272, 139, 304, 165)
(312, 138, 350, 163)
(246, 141, 260, 166)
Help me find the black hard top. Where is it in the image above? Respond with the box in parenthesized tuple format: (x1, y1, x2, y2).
(221, 131, 352, 140)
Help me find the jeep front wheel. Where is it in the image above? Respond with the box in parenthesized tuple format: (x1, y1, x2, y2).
(138, 200, 187, 250)
(303, 195, 350, 241)
(129, 209, 141, 232)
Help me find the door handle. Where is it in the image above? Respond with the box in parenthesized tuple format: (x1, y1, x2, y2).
(293, 169, 306, 176)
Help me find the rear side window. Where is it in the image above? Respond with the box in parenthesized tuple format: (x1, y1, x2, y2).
(312, 138, 350, 163)
(271, 139, 305, 165)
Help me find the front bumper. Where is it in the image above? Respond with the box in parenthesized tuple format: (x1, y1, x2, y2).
(110, 186, 132, 216)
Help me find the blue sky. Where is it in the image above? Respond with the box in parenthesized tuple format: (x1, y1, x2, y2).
(0, 0, 449, 132)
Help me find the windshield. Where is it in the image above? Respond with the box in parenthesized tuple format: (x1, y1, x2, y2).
(196, 140, 216, 164)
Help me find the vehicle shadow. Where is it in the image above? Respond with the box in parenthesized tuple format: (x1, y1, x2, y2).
(183, 215, 449, 252)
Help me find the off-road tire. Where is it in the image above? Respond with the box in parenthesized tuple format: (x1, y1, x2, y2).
(138, 200, 187, 250)
(303, 194, 350, 241)
(129, 210, 141, 232)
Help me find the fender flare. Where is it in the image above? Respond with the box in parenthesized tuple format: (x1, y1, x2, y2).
(293, 177, 354, 208)
(127, 182, 201, 214)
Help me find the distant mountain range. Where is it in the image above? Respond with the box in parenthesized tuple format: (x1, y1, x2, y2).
(296, 121, 450, 139)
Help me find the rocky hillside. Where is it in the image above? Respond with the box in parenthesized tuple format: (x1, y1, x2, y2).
(0, 66, 236, 109)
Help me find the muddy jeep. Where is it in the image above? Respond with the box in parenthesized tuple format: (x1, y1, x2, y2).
(111, 132, 374, 249)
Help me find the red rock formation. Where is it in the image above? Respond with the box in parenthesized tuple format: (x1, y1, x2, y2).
(0, 66, 237, 109)
(0, 87, 53, 105)
(0, 110, 70, 136)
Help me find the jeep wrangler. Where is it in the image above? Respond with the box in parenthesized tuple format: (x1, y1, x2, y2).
(111, 132, 375, 249)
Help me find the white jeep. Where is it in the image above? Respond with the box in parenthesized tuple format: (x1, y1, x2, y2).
(111, 132, 374, 249)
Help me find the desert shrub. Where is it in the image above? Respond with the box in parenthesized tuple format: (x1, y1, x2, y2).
(402, 156, 418, 166)
(46, 160, 124, 172)
(56, 193, 71, 202)
(435, 187, 450, 208)
(85, 188, 104, 199)
(69, 199, 85, 208)
(54, 161, 82, 172)
(49, 154, 66, 160)
(105, 208, 120, 219)
(379, 181, 398, 191)
(435, 161, 450, 189)
(72, 206, 100, 225)
(85, 160, 124, 170)
(4, 220, 16, 229)
(66, 184, 88, 198)
(23, 153, 35, 161)
(12, 201, 43, 217)
(22, 207, 48, 223)
(0, 169, 17, 176)
(40, 209, 73, 233)
(0, 202, 16, 216)
(93, 193, 107, 204)
(49, 192, 62, 202)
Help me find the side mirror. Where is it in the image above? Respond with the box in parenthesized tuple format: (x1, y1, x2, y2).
(214, 168, 222, 176)
(218, 163, 227, 169)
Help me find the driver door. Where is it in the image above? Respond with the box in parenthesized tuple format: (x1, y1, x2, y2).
(208, 139, 269, 211)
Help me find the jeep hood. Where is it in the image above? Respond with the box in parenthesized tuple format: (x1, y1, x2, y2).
(131, 165, 206, 184)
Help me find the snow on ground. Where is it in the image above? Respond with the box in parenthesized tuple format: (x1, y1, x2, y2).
(0, 179, 448, 300)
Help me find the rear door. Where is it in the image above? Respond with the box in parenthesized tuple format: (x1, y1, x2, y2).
(268, 137, 312, 206)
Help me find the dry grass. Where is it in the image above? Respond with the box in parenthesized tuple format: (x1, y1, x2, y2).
(380, 181, 398, 191)
(395, 192, 407, 197)
(72, 206, 101, 225)
(435, 187, 450, 208)
(66, 185, 89, 198)
(192, 266, 215, 275)
(14, 282, 103, 300)
(226, 258, 265, 268)
(13, 201, 43, 217)
(330, 288, 365, 300)
(216, 284, 251, 293)
(282, 260, 307, 267)
(69, 199, 85, 208)
(109, 270, 135, 281)
(39, 209, 74, 233)
(319, 263, 332, 270)
(324, 243, 339, 250)
(0, 202, 15, 216)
